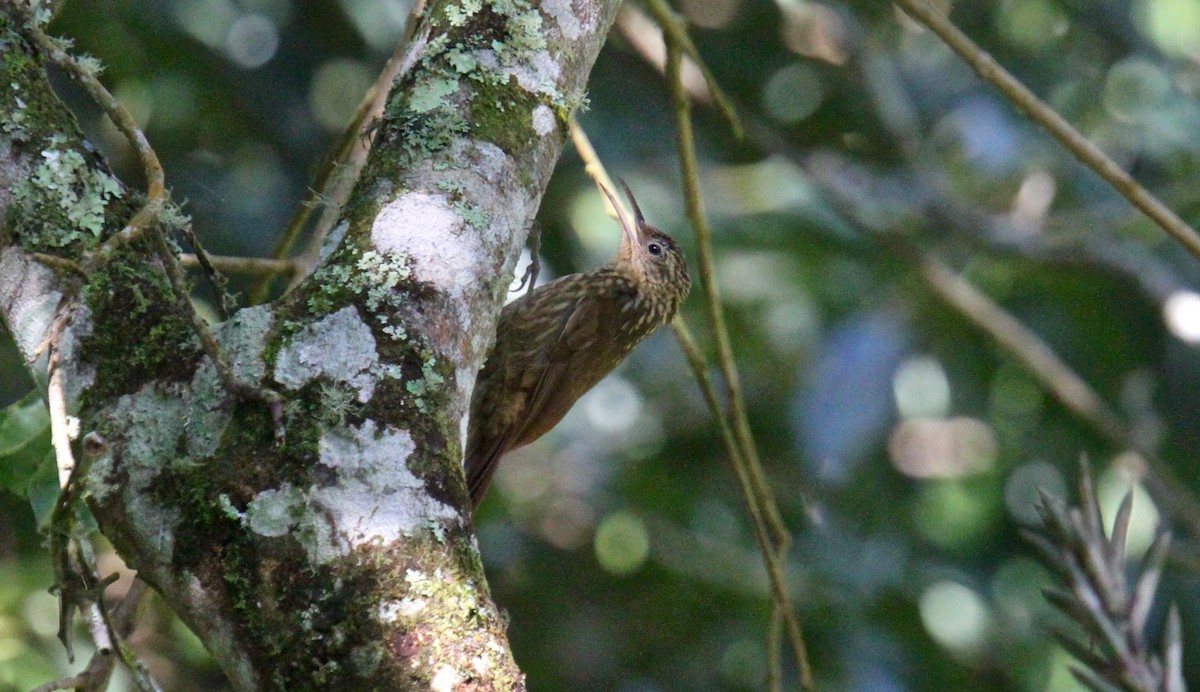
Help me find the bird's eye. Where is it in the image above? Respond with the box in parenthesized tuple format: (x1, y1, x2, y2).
(648, 242, 663, 256)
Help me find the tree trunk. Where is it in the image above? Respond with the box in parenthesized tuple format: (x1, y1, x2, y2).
(0, 1, 619, 687)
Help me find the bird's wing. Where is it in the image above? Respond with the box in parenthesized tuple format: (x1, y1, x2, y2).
(465, 274, 634, 508)
(509, 292, 600, 447)
(464, 286, 590, 508)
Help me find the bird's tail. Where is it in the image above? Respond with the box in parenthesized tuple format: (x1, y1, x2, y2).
(463, 434, 512, 510)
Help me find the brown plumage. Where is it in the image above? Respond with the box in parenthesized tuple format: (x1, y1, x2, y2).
(464, 182, 691, 510)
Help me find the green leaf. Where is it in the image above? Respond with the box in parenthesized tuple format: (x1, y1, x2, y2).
(27, 450, 59, 530)
(0, 391, 51, 496)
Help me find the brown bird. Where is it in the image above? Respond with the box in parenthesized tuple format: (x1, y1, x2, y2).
(464, 181, 691, 510)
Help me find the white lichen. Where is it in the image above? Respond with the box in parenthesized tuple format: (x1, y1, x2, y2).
(89, 386, 186, 561)
(274, 306, 379, 402)
(531, 104, 555, 135)
(542, 0, 598, 40)
(379, 597, 427, 623)
(0, 248, 64, 368)
(430, 666, 463, 692)
(13, 134, 123, 240)
(292, 420, 457, 564)
(475, 48, 564, 104)
(245, 483, 306, 537)
(371, 192, 483, 303)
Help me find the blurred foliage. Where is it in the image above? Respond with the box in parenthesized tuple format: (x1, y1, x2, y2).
(5, 0, 1200, 689)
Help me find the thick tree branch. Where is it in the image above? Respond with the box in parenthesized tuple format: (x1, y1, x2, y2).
(1, 1, 621, 688)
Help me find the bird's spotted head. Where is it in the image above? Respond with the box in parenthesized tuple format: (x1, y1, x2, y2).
(602, 180, 692, 303)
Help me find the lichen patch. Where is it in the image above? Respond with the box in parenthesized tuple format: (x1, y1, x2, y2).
(543, 0, 598, 40)
(531, 104, 554, 135)
(371, 192, 483, 305)
(274, 306, 379, 402)
(296, 420, 457, 564)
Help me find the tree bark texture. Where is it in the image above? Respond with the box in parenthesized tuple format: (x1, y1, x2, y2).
(0, 1, 619, 688)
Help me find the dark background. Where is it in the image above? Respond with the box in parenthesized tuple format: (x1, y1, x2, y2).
(4, 0, 1200, 689)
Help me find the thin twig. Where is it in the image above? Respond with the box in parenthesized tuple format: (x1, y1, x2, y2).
(572, 113, 812, 686)
(62, 578, 152, 692)
(662, 38, 814, 687)
(918, 254, 1200, 539)
(920, 258, 1127, 440)
(671, 318, 801, 691)
(29, 253, 87, 278)
(15, 9, 166, 263)
(892, 0, 1200, 263)
(180, 253, 298, 277)
(178, 223, 231, 319)
(663, 36, 789, 554)
(767, 604, 784, 692)
(45, 340, 120, 681)
(569, 121, 622, 213)
(44, 324, 86, 662)
(660, 49, 792, 538)
(18, 10, 287, 441)
(251, 0, 428, 302)
(152, 231, 286, 442)
(639, 0, 742, 137)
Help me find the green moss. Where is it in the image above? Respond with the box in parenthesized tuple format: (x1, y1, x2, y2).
(360, 0, 561, 194)
(153, 439, 484, 687)
(468, 75, 539, 156)
(79, 243, 201, 413)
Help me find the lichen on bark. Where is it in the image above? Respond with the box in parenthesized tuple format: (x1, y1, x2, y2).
(0, 1, 622, 688)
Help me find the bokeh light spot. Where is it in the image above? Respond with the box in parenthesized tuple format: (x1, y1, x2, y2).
(990, 558, 1049, 640)
(912, 480, 996, 548)
(582, 377, 642, 435)
(594, 510, 650, 576)
(113, 79, 153, 129)
(1004, 461, 1066, 525)
(1137, 0, 1200, 57)
(1162, 290, 1200, 343)
(762, 63, 825, 125)
(339, 0, 412, 51)
(996, 0, 1069, 49)
(1098, 455, 1160, 560)
(893, 356, 951, 419)
(174, 0, 239, 48)
(1103, 58, 1171, 124)
(226, 14, 280, 69)
(919, 580, 991, 655)
(780, 2, 848, 64)
(888, 417, 996, 478)
(309, 59, 375, 130)
(539, 497, 596, 551)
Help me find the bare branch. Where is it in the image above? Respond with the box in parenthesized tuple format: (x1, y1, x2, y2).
(891, 0, 1200, 263)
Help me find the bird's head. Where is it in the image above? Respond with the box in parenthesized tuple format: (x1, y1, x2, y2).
(603, 180, 692, 298)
